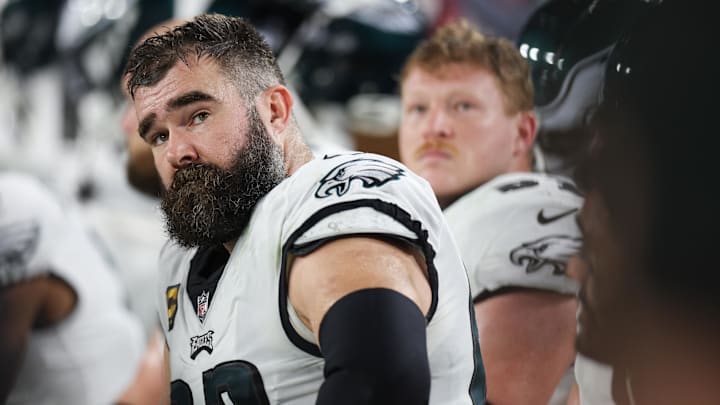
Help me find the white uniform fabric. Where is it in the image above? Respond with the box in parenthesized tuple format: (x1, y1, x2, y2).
(574, 354, 616, 405)
(158, 153, 485, 405)
(0, 173, 144, 405)
(444, 172, 583, 298)
(444, 172, 583, 405)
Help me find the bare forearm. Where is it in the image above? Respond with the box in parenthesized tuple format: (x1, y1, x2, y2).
(0, 332, 28, 404)
(0, 280, 46, 404)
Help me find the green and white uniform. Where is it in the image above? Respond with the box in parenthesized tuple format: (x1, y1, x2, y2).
(158, 153, 486, 405)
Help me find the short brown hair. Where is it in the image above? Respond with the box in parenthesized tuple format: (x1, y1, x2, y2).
(400, 19, 533, 114)
(124, 14, 285, 102)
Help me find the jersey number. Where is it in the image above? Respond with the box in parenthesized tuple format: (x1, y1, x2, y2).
(171, 360, 270, 405)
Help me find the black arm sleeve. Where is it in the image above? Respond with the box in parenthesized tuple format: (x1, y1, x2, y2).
(316, 288, 430, 405)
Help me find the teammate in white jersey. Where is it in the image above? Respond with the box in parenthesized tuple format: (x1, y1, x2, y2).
(0, 172, 164, 404)
(124, 14, 486, 404)
(397, 20, 581, 404)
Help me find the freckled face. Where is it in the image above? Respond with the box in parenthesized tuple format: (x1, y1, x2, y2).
(398, 64, 525, 206)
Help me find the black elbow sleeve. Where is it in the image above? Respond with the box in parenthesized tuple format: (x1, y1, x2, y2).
(316, 288, 430, 405)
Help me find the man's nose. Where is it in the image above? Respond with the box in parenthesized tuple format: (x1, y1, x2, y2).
(423, 107, 453, 140)
(165, 130, 199, 169)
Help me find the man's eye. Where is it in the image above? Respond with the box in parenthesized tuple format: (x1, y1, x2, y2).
(455, 102, 474, 111)
(150, 132, 168, 146)
(191, 112, 209, 125)
(408, 105, 427, 114)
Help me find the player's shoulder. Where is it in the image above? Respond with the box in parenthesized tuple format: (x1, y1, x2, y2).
(277, 152, 442, 247)
(158, 239, 197, 280)
(0, 173, 64, 286)
(456, 172, 583, 213)
(280, 151, 432, 205)
(298, 152, 417, 194)
(448, 172, 583, 297)
(0, 172, 60, 208)
(485, 172, 581, 199)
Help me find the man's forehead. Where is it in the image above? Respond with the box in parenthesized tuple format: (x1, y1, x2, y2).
(402, 66, 496, 98)
(410, 63, 490, 80)
(133, 62, 198, 104)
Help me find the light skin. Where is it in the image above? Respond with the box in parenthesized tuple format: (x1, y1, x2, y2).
(399, 63, 577, 405)
(398, 64, 536, 209)
(133, 56, 431, 342)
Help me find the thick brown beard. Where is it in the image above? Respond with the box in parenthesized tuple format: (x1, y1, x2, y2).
(161, 108, 286, 248)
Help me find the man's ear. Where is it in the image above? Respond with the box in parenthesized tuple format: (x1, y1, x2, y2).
(261, 85, 294, 137)
(513, 110, 538, 158)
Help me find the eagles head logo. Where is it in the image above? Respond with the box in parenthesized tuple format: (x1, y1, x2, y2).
(315, 158, 405, 198)
(509, 235, 582, 275)
(0, 220, 40, 286)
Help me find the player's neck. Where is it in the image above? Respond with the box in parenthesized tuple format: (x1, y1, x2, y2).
(284, 132, 314, 176)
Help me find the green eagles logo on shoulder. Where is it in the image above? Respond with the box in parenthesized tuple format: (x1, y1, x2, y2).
(315, 158, 405, 198)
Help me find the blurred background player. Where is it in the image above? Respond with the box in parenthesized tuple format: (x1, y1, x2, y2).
(572, 0, 720, 403)
(397, 19, 582, 405)
(0, 172, 165, 405)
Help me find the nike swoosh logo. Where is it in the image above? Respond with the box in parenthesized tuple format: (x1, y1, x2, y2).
(537, 208, 579, 225)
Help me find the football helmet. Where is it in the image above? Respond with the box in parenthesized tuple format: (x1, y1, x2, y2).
(517, 0, 657, 162)
(587, 0, 718, 305)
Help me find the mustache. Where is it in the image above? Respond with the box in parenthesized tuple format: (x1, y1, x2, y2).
(414, 140, 459, 159)
(169, 163, 225, 192)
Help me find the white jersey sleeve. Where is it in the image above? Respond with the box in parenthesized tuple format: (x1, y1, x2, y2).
(0, 173, 65, 287)
(281, 153, 443, 270)
(273, 153, 450, 354)
(444, 172, 583, 298)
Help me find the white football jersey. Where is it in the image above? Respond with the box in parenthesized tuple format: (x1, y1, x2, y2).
(444, 172, 583, 298)
(574, 354, 616, 405)
(158, 153, 486, 405)
(444, 172, 583, 405)
(0, 173, 144, 405)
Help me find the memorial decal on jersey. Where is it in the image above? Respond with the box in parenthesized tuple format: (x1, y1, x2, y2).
(315, 158, 405, 198)
(509, 235, 582, 275)
(166, 284, 180, 331)
(197, 290, 210, 323)
(190, 330, 214, 360)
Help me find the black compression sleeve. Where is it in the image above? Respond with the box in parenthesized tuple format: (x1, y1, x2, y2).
(316, 288, 430, 405)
